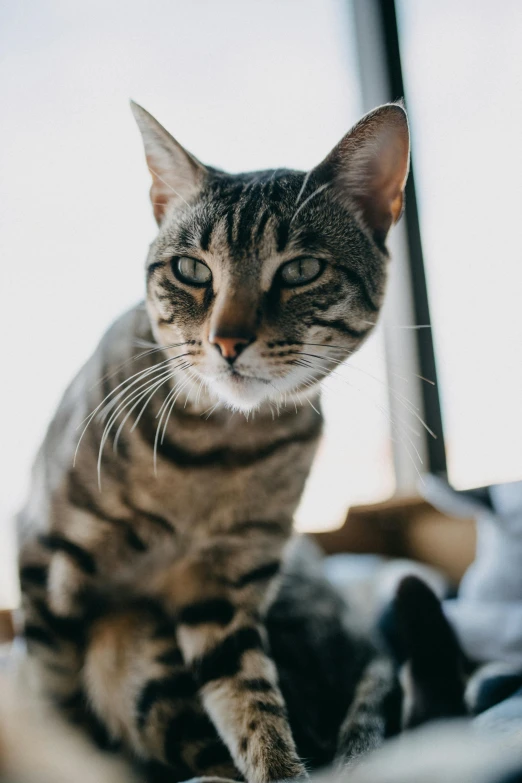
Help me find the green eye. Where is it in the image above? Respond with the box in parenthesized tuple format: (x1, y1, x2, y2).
(279, 257, 324, 287)
(173, 256, 212, 286)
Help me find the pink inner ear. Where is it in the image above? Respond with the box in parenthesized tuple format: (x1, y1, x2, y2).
(324, 105, 410, 242)
(148, 169, 171, 224)
(356, 194, 394, 242)
(390, 191, 405, 224)
(132, 102, 208, 225)
(150, 185, 169, 224)
(358, 124, 410, 228)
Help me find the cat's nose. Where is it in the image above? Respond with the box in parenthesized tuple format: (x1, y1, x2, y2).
(208, 285, 258, 363)
(209, 334, 253, 363)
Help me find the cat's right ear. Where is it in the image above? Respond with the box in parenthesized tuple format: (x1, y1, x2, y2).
(312, 103, 410, 247)
(130, 101, 207, 225)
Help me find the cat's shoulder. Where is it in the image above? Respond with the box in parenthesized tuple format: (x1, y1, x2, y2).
(96, 302, 152, 366)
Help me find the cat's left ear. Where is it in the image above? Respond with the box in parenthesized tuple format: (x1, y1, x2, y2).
(131, 101, 207, 224)
(314, 103, 410, 245)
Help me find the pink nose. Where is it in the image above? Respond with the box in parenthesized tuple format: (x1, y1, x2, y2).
(209, 335, 252, 362)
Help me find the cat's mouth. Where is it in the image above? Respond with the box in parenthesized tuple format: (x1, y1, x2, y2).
(206, 367, 276, 410)
(228, 368, 270, 385)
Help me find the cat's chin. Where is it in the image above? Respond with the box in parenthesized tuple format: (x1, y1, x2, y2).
(209, 374, 274, 412)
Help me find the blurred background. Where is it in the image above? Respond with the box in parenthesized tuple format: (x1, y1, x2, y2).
(1, 0, 521, 607)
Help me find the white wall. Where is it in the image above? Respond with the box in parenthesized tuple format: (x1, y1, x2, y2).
(398, 0, 522, 489)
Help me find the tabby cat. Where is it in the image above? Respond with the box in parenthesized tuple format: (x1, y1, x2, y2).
(4, 552, 468, 783)
(17, 101, 410, 783)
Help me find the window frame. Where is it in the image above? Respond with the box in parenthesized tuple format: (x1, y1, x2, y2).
(351, 0, 448, 482)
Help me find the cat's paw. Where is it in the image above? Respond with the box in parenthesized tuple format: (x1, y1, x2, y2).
(252, 757, 308, 783)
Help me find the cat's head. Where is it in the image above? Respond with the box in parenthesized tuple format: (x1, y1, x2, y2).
(132, 101, 409, 412)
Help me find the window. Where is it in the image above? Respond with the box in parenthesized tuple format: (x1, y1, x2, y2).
(397, 0, 522, 489)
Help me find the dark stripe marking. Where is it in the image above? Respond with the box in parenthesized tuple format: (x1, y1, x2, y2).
(224, 183, 247, 249)
(147, 261, 167, 280)
(194, 739, 232, 770)
(156, 647, 184, 666)
(164, 711, 215, 763)
(255, 209, 271, 243)
(136, 673, 197, 728)
(179, 599, 235, 627)
(269, 178, 286, 204)
(39, 534, 96, 575)
(254, 701, 287, 717)
(338, 266, 379, 312)
(226, 203, 238, 249)
(20, 565, 48, 587)
(68, 474, 149, 548)
(24, 624, 57, 649)
(265, 723, 297, 755)
(96, 517, 147, 552)
(311, 317, 372, 341)
(196, 627, 264, 687)
(123, 526, 148, 552)
(59, 690, 85, 710)
(156, 418, 322, 470)
(241, 678, 274, 693)
(232, 561, 280, 589)
(125, 596, 173, 625)
(235, 184, 263, 254)
(32, 598, 85, 644)
(132, 508, 175, 534)
(199, 221, 214, 251)
(152, 619, 178, 639)
(276, 220, 290, 252)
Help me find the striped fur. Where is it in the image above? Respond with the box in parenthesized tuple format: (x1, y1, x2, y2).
(18, 103, 410, 782)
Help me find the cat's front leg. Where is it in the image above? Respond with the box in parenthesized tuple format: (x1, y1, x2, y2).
(193, 621, 305, 783)
(164, 544, 307, 783)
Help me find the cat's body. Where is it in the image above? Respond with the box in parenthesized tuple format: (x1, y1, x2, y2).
(20, 302, 320, 613)
(18, 102, 413, 782)
(19, 303, 322, 781)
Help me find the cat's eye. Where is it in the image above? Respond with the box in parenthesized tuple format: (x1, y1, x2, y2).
(173, 256, 212, 287)
(279, 257, 324, 287)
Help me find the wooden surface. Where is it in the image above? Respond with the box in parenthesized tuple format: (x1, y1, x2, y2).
(0, 610, 14, 643)
(314, 495, 475, 584)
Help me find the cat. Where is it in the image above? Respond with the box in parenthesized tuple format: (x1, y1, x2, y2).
(2, 557, 476, 783)
(17, 99, 410, 783)
(10, 539, 466, 783)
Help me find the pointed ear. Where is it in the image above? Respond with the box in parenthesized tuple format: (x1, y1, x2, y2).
(130, 101, 207, 224)
(315, 103, 410, 245)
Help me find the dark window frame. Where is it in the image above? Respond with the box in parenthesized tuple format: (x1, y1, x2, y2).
(352, 0, 448, 476)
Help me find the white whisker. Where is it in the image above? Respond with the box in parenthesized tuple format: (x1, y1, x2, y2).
(94, 340, 188, 392)
(74, 352, 193, 465)
(154, 372, 194, 474)
(294, 170, 312, 207)
(296, 354, 425, 469)
(290, 183, 329, 224)
(147, 165, 190, 208)
(362, 320, 432, 330)
(97, 370, 175, 488)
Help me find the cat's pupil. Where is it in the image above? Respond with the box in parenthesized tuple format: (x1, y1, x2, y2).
(281, 257, 322, 286)
(175, 256, 211, 285)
